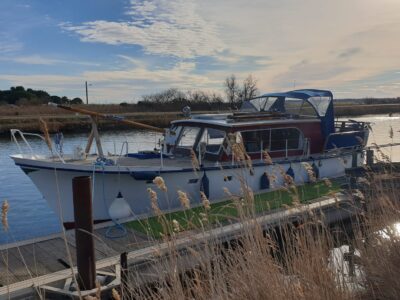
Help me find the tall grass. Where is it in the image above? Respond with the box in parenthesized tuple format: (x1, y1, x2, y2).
(2, 138, 400, 299)
(119, 153, 400, 299)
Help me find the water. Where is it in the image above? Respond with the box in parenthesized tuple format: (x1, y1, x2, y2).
(0, 114, 399, 244)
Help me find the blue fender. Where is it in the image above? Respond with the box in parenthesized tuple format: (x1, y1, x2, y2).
(200, 171, 210, 198)
(260, 172, 270, 189)
(286, 166, 295, 179)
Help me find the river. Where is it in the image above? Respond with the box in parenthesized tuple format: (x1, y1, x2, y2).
(0, 114, 399, 244)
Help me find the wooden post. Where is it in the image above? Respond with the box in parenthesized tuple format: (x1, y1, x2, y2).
(72, 176, 96, 290)
(85, 129, 95, 155)
(91, 117, 104, 158)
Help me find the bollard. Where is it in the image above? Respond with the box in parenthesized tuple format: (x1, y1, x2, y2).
(72, 176, 96, 290)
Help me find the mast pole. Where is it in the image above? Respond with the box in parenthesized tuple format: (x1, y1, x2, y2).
(49, 102, 165, 133)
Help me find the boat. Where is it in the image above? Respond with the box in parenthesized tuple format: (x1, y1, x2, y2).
(10, 89, 369, 227)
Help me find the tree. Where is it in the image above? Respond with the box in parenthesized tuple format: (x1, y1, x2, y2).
(71, 97, 83, 104)
(50, 95, 62, 104)
(224, 74, 239, 108)
(241, 75, 258, 101)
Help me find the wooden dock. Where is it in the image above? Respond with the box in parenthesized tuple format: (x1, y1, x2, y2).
(0, 191, 365, 299)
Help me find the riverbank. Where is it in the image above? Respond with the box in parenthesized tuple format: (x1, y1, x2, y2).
(1, 103, 399, 136)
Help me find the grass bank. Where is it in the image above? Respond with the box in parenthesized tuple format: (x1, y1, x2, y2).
(0, 103, 399, 136)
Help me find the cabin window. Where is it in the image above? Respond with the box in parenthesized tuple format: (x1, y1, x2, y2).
(241, 130, 271, 153)
(284, 98, 316, 117)
(270, 128, 301, 151)
(241, 128, 301, 152)
(199, 128, 226, 154)
(308, 96, 331, 116)
(177, 126, 200, 148)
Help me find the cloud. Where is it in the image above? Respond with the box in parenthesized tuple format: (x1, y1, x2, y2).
(0, 58, 225, 102)
(0, 55, 100, 66)
(0, 43, 22, 54)
(270, 59, 351, 90)
(0, 33, 23, 54)
(61, 0, 225, 58)
(337, 48, 362, 59)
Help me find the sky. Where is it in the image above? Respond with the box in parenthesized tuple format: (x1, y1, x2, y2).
(0, 0, 400, 103)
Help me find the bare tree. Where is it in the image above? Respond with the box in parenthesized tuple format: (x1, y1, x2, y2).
(241, 75, 258, 101)
(224, 74, 239, 108)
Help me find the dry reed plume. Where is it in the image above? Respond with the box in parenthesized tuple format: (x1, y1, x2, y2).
(153, 176, 167, 192)
(1, 199, 9, 231)
(122, 151, 400, 300)
(38, 118, 52, 151)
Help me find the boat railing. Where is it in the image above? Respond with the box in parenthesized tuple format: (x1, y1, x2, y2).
(99, 139, 162, 156)
(10, 129, 65, 163)
(118, 141, 129, 158)
(335, 120, 369, 133)
(302, 138, 310, 158)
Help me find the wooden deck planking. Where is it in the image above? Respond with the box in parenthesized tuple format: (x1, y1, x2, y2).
(0, 247, 36, 285)
(91, 227, 151, 254)
(0, 224, 152, 286)
(66, 230, 118, 259)
(6, 243, 51, 279)
(33, 239, 77, 271)
(0, 251, 19, 286)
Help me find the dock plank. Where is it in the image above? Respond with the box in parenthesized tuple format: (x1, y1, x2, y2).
(66, 230, 118, 259)
(93, 227, 151, 254)
(32, 239, 76, 272)
(0, 251, 19, 286)
(7, 243, 51, 279)
(0, 247, 37, 284)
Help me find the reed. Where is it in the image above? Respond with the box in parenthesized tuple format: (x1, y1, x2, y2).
(121, 154, 400, 299)
(1, 200, 9, 232)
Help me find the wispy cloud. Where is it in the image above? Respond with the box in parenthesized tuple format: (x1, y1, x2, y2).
(0, 33, 23, 54)
(1, 55, 100, 66)
(0, 58, 224, 102)
(0, 43, 22, 54)
(337, 47, 362, 59)
(61, 0, 225, 58)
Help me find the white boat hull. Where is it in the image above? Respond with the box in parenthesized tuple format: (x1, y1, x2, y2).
(11, 153, 358, 225)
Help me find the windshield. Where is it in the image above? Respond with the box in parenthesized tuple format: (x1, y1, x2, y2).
(198, 128, 226, 154)
(177, 126, 200, 148)
(243, 94, 332, 117)
(245, 96, 278, 112)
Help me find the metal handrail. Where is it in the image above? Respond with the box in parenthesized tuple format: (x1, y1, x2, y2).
(10, 129, 65, 163)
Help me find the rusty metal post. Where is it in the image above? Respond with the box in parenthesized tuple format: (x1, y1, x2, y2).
(72, 176, 96, 290)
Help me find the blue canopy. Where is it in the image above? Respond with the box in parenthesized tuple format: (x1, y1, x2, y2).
(243, 89, 335, 138)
